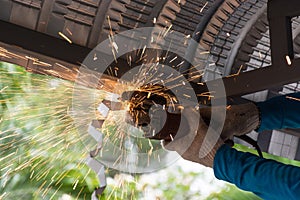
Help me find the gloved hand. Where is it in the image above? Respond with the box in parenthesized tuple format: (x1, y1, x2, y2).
(129, 104, 224, 168)
(163, 107, 224, 168)
(123, 85, 224, 168)
(122, 85, 224, 167)
(200, 102, 260, 141)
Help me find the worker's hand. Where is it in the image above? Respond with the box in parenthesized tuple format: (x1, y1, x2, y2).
(167, 107, 224, 168)
(122, 85, 224, 167)
(200, 102, 260, 141)
(140, 106, 224, 168)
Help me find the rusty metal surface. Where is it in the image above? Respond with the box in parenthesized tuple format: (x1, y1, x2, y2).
(0, 40, 120, 93)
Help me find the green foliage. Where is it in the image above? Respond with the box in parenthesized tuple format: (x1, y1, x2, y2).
(154, 167, 202, 200)
(0, 62, 98, 199)
(100, 178, 140, 200)
(206, 184, 262, 200)
(235, 144, 300, 167)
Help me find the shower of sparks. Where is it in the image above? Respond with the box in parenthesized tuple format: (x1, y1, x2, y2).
(259, 51, 263, 59)
(200, 2, 208, 13)
(0, 59, 160, 199)
(197, 92, 215, 100)
(0, 19, 216, 199)
(286, 96, 300, 102)
(93, 53, 98, 61)
(58, 32, 72, 44)
(0, 65, 94, 198)
(286, 55, 292, 66)
(163, 24, 173, 38)
(226, 65, 243, 78)
(153, 17, 157, 24)
(66, 28, 73, 36)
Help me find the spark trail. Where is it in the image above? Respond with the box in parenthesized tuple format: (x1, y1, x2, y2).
(0, 14, 221, 199)
(0, 62, 110, 199)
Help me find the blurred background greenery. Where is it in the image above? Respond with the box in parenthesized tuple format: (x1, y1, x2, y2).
(2, 61, 298, 199)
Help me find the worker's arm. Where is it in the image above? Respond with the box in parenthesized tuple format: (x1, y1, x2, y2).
(257, 92, 300, 132)
(214, 144, 300, 200)
(213, 92, 300, 199)
(208, 92, 300, 140)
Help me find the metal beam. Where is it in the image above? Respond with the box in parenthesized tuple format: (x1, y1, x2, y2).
(282, 129, 300, 138)
(267, 0, 300, 67)
(2, 30, 300, 100)
(0, 41, 120, 94)
(257, 130, 273, 153)
(0, 20, 91, 65)
(192, 58, 300, 99)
